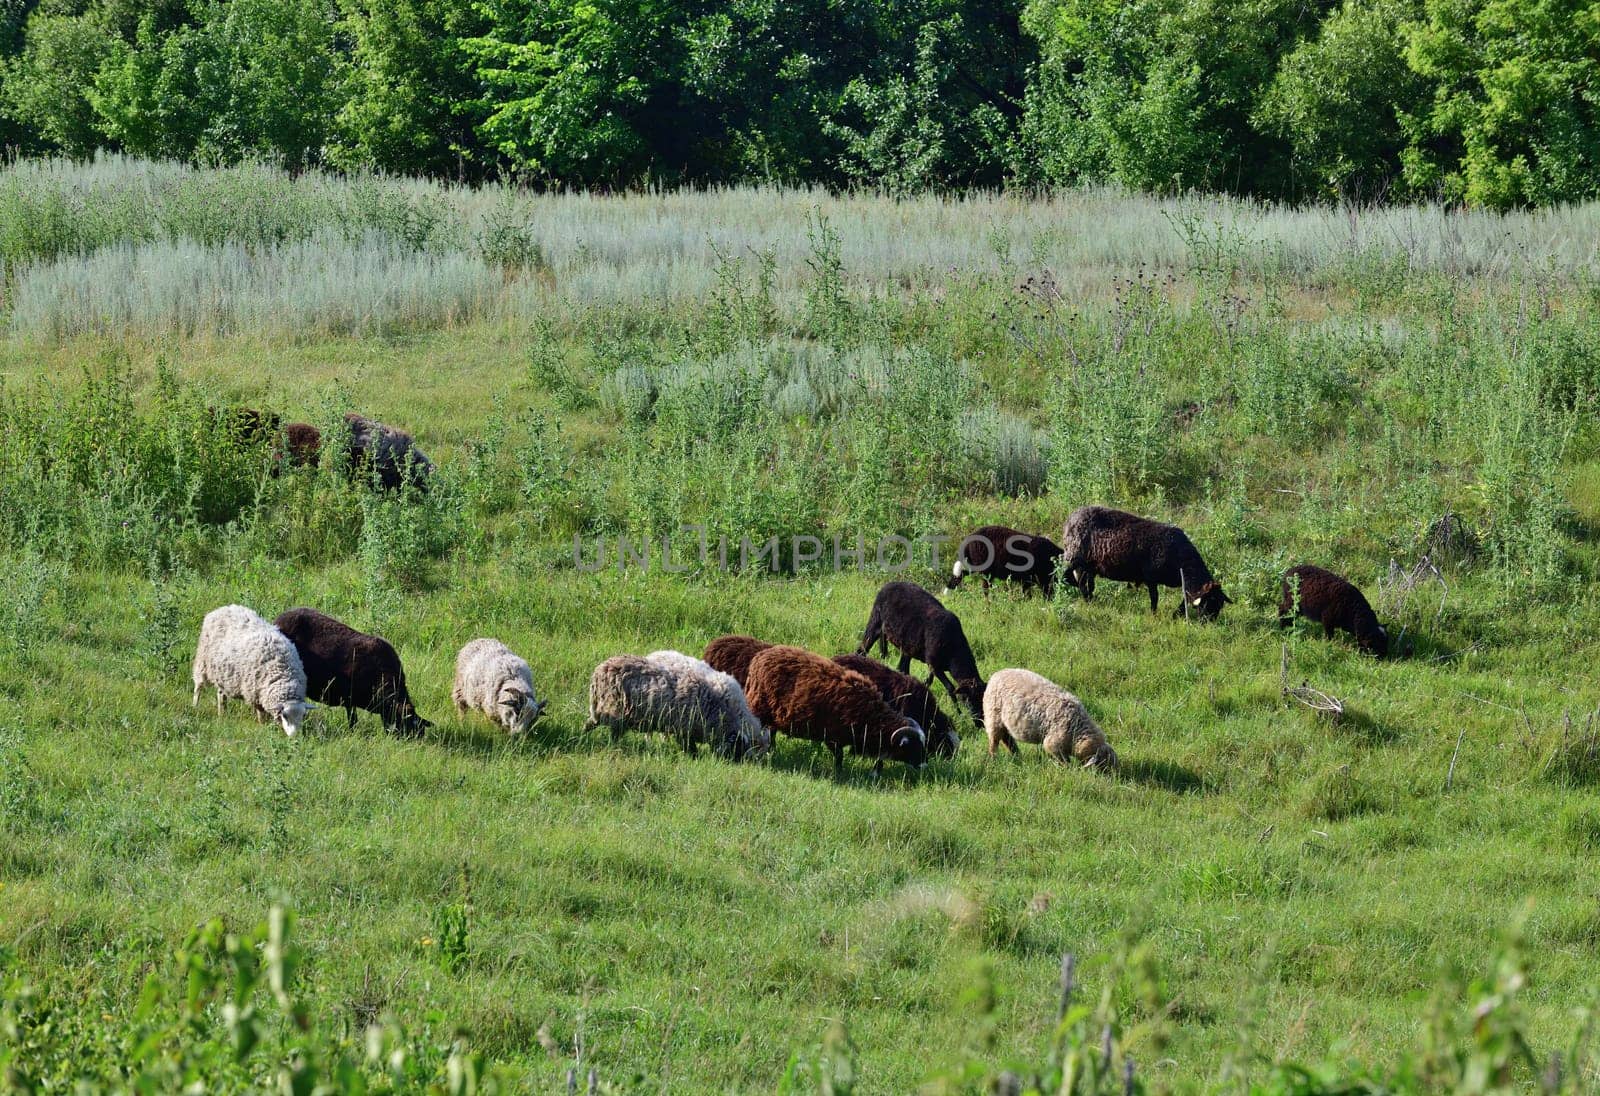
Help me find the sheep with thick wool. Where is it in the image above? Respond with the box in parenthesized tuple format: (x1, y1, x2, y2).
(192, 605, 309, 737)
(1061, 505, 1229, 619)
(744, 646, 927, 774)
(982, 668, 1117, 770)
(584, 655, 753, 758)
(344, 413, 434, 490)
(1278, 565, 1388, 657)
(453, 638, 546, 734)
(647, 650, 772, 755)
(702, 635, 774, 690)
(857, 582, 985, 720)
(832, 654, 960, 758)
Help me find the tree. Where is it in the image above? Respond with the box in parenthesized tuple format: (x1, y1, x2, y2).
(94, 0, 340, 168)
(1017, 0, 1333, 193)
(1, 9, 113, 152)
(1255, 0, 1426, 198)
(334, 0, 484, 177)
(1402, 0, 1600, 206)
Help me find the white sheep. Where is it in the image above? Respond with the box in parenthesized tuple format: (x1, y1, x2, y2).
(982, 668, 1117, 770)
(452, 638, 545, 734)
(646, 649, 772, 756)
(192, 605, 309, 737)
(583, 654, 754, 759)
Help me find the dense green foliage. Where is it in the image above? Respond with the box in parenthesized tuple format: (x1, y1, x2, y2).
(3, 162, 1600, 1088)
(1, 0, 1596, 201)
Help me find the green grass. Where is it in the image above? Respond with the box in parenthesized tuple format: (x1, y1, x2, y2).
(3, 165, 1600, 1092)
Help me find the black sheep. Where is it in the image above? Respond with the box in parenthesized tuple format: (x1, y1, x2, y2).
(273, 608, 430, 734)
(856, 582, 985, 721)
(833, 654, 960, 758)
(1279, 565, 1388, 657)
(943, 524, 1067, 598)
(1060, 505, 1230, 619)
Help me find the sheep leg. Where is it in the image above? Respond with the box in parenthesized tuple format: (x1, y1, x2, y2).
(1324, 621, 1336, 640)
(347, 706, 358, 730)
(192, 679, 203, 707)
(830, 743, 845, 774)
(981, 576, 992, 599)
(1148, 583, 1160, 613)
(1278, 613, 1294, 628)
(898, 652, 913, 676)
(1080, 572, 1095, 601)
(932, 668, 962, 705)
(215, 688, 225, 716)
(581, 717, 598, 734)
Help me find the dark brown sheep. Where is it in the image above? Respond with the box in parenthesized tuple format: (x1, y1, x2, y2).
(857, 582, 985, 720)
(1060, 505, 1230, 619)
(343, 413, 434, 491)
(1279, 565, 1388, 657)
(832, 654, 959, 758)
(272, 608, 429, 735)
(943, 524, 1067, 598)
(212, 407, 283, 447)
(744, 646, 927, 773)
(702, 635, 774, 690)
(277, 422, 322, 470)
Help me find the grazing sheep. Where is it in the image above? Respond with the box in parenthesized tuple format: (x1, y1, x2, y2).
(273, 608, 429, 735)
(702, 635, 775, 690)
(943, 525, 1067, 598)
(344, 413, 434, 490)
(647, 650, 773, 756)
(583, 655, 753, 758)
(453, 638, 546, 734)
(1060, 505, 1230, 619)
(275, 422, 323, 471)
(857, 582, 985, 720)
(1279, 565, 1389, 657)
(982, 668, 1117, 770)
(211, 406, 282, 447)
(191, 605, 308, 737)
(744, 646, 927, 774)
(832, 654, 960, 758)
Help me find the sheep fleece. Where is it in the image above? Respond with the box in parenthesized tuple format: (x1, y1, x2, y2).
(983, 668, 1113, 767)
(453, 638, 539, 731)
(646, 650, 771, 753)
(587, 655, 744, 752)
(192, 605, 307, 717)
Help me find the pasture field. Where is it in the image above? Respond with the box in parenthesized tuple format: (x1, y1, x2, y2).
(3, 158, 1600, 1092)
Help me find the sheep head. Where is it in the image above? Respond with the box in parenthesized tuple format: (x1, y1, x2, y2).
(277, 699, 308, 737)
(500, 686, 545, 734)
(1359, 624, 1390, 659)
(888, 719, 928, 769)
(1187, 581, 1231, 620)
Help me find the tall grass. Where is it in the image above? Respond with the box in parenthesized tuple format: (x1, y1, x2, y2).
(4, 154, 1600, 339)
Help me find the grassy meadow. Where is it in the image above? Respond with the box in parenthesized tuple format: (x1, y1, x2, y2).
(3, 157, 1600, 1092)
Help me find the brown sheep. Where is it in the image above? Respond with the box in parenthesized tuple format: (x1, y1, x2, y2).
(832, 654, 960, 758)
(1279, 565, 1388, 657)
(744, 646, 927, 773)
(703, 635, 775, 690)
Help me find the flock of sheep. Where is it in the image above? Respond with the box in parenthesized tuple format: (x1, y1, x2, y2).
(190, 500, 1390, 775)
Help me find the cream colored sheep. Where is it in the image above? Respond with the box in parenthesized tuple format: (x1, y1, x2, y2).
(453, 638, 545, 734)
(192, 604, 309, 737)
(646, 649, 772, 756)
(982, 667, 1116, 770)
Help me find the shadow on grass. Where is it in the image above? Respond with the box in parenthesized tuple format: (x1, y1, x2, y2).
(1115, 756, 1210, 795)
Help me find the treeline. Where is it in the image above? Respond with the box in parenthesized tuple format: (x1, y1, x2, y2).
(1, 0, 1596, 206)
